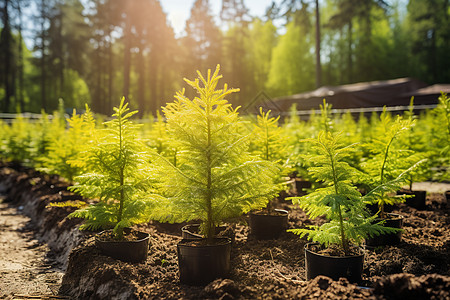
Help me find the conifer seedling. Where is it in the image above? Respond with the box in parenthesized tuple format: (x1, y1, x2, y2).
(400, 98, 430, 191)
(147, 110, 178, 167)
(289, 131, 392, 255)
(282, 104, 309, 178)
(429, 92, 450, 181)
(68, 98, 163, 240)
(250, 107, 289, 211)
(360, 108, 424, 218)
(151, 65, 279, 243)
(39, 107, 96, 182)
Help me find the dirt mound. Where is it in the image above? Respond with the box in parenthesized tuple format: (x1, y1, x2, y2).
(0, 164, 86, 269)
(373, 273, 450, 300)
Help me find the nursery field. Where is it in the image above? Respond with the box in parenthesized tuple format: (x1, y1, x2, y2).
(0, 69, 449, 299)
(0, 163, 449, 299)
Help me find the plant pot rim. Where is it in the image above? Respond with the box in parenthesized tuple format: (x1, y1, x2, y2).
(178, 237, 231, 248)
(95, 228, 149, 244)
(249, 208, 289, 216)
(181, 224, 204, 239)
(398, 188, 427, 193)
(377, 212, 404, 221)
(304, 242, 364, 259)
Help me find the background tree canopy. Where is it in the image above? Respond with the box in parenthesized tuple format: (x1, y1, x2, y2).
(0, 0, 449, 115)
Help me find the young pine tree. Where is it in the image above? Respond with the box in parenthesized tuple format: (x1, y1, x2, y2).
(399, 98, 431, 190)
(282, 104, 314, 180)
(68, 98, 163, 240)
(3, 115, 34, 165)
(147, 110, 178, 167)
(428, 92, 450, 181)
(250, 108, 290, 211)
(360, 108, 423, 218)
(39, 107, 96, 182)
(289, 131, 392, 255)
(151, 65, 280, 243)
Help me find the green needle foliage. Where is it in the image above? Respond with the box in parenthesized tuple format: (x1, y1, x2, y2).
(2, 115, 34, 164)
(68, 98, 163, 240)
(289, 131, 392, 255)
(360, 107, 424, 218)
(151, 65, 280, 243)
(399, 98, 431, 190)
(252, 108, 287, 163)
(250, 107, 290, 211)
(429, 92, 450, 181)
(282, 104, 314, 180)
(438, 92, 450, 148)
(147, 110, 178, 167)
(39, 107, 96, 182)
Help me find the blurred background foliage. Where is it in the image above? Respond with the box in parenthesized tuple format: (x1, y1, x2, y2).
(0, 0, 449, 115)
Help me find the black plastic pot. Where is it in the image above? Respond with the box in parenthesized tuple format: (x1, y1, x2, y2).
(365, 213, 404, 247)
(181, 224, 235, 244)
(177, 237, 231, 285)
(249, 209, 288, 240)
(444, 190, 450, 202)
(397, 189, 427, 210)
(95, 228, 150, 263)
(366, 203, 395, 216)
(304, 243, 364, 284)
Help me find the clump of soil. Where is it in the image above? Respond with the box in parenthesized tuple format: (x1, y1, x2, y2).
(309, 243, 363, 257)
(373, 273, 450, 300)
(0, 202, 65, 299)
(60, 192, 450, 299)
(96, 229, 146, 242)
(1, 163, 449, 299)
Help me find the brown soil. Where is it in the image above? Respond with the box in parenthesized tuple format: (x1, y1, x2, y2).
(96, 229, 146, 242)
(310, 244, 363, 257)
(0, 202, 65, 299)
(1, 163, 449, 299)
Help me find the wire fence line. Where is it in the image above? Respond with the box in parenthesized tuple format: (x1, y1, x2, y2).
(284, 104, 438, 116)
(0, 104, 438, 124)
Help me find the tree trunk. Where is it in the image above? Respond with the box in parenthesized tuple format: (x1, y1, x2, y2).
(137, 44, 146, 116)
(148, 50, 158, 113)
(93, 36, 102, 113)
(347, 20, 353, 83)
(314, 0, 321, 88)
(1, 0, 12, 112)
(107, 34, 113, 113)
(17, 1, 25, 112)
(430, 29, 437, 82)
(40, 0, 47, 111)
(58, 13, 64, 100)
(122, 8, 131, 101)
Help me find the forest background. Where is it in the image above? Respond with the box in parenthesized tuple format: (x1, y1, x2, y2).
(1, 0, 449, 116)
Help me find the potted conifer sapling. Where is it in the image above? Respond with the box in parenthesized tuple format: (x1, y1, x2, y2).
(68, 99, 163, 262)
(289, 131, 393, 283)
(361, 108, 425, 246)
(249, 108, 290, 240)
(152, 66, 279, 285)
(396, 98, 430, 209)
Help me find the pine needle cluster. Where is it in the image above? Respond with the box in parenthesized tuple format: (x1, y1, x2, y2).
(250, 108, 290, 211)
(289, 131, 393, 255)
(150, 65, 280, 242)
(399, 98, 431, 190)
(431, 92, 450, 181)
(39, 107, 95, 182)
(68, 98, 164, 239)
(360, 108, 425, 217)
(2, 115, 33, 164)
(147, 110, 178, 166)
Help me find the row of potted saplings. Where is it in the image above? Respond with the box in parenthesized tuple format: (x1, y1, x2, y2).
(62, 66, 427, 286)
